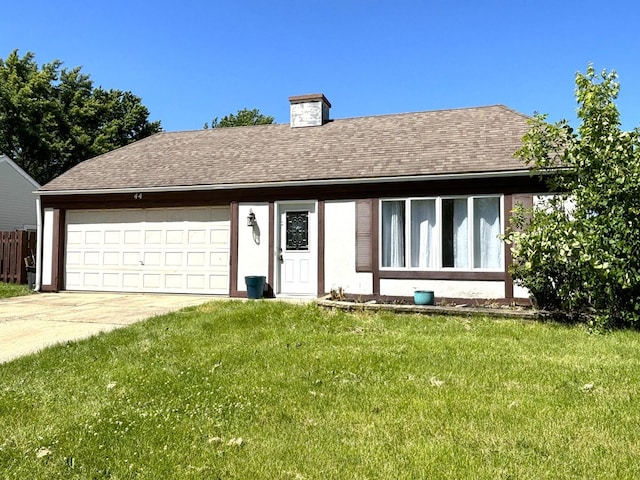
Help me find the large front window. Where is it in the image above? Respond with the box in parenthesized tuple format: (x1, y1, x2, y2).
(381, 196, 503, 270)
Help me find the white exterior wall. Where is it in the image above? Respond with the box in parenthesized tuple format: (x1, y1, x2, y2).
(41, 208, 54, 286)
(513, 283, 530, 298)
(380, 279, 505, 299)
(324, 200, 372, 295)
(237, 203, 270, 292)
(0, 156, 39, 231)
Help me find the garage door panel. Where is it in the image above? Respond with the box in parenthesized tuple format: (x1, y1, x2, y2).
(103, 252, 120, 266)
(65, 207, 230, 294)
(124, 230, 141, 244)
(211, 229, 229, 245)
(67, 231, 82, 245)
(104, 231, 120, 244)
(85, 231, 101, 244)
(66, 251, 82, 266)
(119, 210, 144, 223)
(103, 273, 120, 287)
(83, 251, 100, 265)
(165, 275, 182, 288)
(188, 230, 206, 244)
(143, 251, 162, 266)
(212, 209, 229, 222)
(165, 252, 183, 266)
(187, 275, 206, 289)
(122, 273, 141, 289)
(143, 274, 162, 289)
(67, 210, 89, 224)
(187, 252, 206, 267)
(187, 208, 212, 222)
(145, 230, 163, 244)
(209, 274, 228, 290)
(210, 251, 229, 267)
(123, 252, 140, 266)
(146, 210, 168, 223)
(166, 231, 184, 244)
(167, 209, 186, 222)
(83, 272, 100, 287)
(66, 271, 81, 287)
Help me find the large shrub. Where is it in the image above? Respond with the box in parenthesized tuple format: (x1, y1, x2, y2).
(505, 65, 640, 328)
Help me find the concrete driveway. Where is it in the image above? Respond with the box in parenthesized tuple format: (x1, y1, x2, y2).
(0, 292, 214, 364)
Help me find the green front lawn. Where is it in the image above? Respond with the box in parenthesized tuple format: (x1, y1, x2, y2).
(1, 301, 639, 479)
(0, 282, 32, 299)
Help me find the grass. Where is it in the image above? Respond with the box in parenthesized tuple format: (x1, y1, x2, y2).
(1, 301, 640, 479)
(0, 282, 32, 298)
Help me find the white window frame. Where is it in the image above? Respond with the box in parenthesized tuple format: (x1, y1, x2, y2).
(379, 195, 504, 272)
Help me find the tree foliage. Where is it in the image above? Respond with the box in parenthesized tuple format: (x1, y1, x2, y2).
(0, 50, 161, 185)
(204, 108, 274, 129)
(505, 65, 640, 328)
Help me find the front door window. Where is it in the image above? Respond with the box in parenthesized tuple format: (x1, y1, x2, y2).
(285, 211, 309, 251)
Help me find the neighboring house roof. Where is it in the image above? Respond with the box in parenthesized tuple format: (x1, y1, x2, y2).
(38, 105, 531, 193)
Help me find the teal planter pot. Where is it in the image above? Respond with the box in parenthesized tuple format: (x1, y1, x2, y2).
(414, 290, 435, 305)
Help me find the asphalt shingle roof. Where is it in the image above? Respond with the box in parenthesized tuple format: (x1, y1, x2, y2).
(39, 105, 531, 192)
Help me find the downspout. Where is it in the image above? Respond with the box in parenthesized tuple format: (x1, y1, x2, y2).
(35, 195, 42, 292)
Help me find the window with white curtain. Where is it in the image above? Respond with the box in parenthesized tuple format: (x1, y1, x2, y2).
(410, 199, 436, 268)
(381, 201, 405, 267)
(380, 196, 503, 270)
(473, 197, 502, 268)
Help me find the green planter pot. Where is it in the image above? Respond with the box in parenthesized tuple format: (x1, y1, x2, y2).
(245, 276, 266, 299)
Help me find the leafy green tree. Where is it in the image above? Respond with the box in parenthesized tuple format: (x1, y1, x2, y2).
(504, 65, 640, 328)
(204, 108, 274, 129)
(0, 50, 160, 184)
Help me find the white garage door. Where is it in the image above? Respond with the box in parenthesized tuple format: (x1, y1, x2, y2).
(65, 207, 230, 294)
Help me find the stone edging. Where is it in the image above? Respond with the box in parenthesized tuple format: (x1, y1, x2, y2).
(316, 296, 545, 320)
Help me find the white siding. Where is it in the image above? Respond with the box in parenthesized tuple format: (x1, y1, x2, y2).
(42, 209, 54, 286)
(0, 156, 39, 231)
(236, 203, 270, 292)
(324, 200, 373, 295)
(513, 283, 530, 298)
(380, 279, 505, 299)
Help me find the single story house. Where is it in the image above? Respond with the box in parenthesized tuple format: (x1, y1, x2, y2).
(35, 94, 544, 301)
(0, 154, 40, 231)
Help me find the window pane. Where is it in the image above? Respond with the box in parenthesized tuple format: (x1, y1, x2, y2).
(382, 201, 405, 268)
(411, 199, 436, 268)
(442, 199, 468, 268)
(285, 211, 309, 251)
(473, 197, 502, 268)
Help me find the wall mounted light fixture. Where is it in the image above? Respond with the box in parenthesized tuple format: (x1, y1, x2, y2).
(247, 209, 256, 227)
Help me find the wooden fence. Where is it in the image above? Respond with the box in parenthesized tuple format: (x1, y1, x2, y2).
(0, 230, 37, 284)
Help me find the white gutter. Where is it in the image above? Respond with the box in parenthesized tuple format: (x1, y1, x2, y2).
(35, 169, 536, 196)
(35, 195, 42, 292)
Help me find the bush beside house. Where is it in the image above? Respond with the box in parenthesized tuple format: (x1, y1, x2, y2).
(505, 65, 640, 328)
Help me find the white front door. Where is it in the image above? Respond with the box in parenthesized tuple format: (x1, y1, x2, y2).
(278, 202, 317, 296)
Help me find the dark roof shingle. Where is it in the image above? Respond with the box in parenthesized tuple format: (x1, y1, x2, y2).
(39, 105, 530, 192)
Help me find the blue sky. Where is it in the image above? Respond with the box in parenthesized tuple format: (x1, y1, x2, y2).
(2, 1, 639, 131)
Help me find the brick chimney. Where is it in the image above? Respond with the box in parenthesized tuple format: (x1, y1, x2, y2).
(289, 94, 331, 128)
